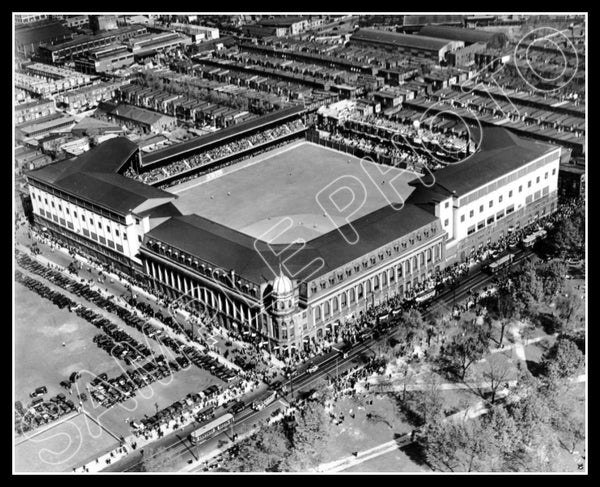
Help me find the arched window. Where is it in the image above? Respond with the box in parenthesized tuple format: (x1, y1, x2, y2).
(341, 293, 347, 307)
(382, 272, 387, 286)
(357, 284, 363, 299)
(333, 298, 338, 312)
(315, 306, 321, 321)
(324, 301, 330, 316)
(350, 288, 356, 303)
(373, 275, 379, 290)
(366, 280, 372, 293)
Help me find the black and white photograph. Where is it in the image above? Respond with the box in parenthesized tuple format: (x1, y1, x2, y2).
(12, 11, 587, 474)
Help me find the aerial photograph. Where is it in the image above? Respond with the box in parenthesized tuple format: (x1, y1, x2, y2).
(13, 11, 586, 474)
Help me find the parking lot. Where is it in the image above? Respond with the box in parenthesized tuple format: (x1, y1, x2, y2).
(14, 271, 227, 441)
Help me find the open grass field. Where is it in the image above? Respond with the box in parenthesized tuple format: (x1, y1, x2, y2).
(170, 141, 419, 244)
(15, 412, 119, 473)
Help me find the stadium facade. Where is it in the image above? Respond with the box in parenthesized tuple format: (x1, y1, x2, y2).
(26, 126, 561, 358)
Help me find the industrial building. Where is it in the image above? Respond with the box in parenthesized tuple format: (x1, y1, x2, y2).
(350, 28, 464, 62)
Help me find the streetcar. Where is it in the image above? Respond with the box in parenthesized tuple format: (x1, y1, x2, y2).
(251, 391, 277, 411)
(485, 253, 515, 274)
(189, 413, 234, 445)
(521, 233, 537, 248)
(415, 287, 436, 304)
(521, 229, 548, 248)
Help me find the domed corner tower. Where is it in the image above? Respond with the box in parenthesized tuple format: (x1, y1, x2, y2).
(270, 270, 296, 316)
(266, 270, 297, 344)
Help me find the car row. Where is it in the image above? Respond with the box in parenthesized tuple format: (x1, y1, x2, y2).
(182, 346, 237, 383)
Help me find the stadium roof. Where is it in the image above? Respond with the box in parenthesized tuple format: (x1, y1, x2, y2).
(142, 105, 305, 166)
(350, 29, 456, 52)
(408, 127, 559, 199)
(27, 137, 175, 215)
(145, 204, 438, 285)
(418, 25, 506, 46)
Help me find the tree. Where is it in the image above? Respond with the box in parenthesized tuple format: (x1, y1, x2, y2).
(222, 423, 291, 472)
(284, 400, 332, 470)
(418, 418, 467, 472)
(414, 372, 444, 425)
(418, 416, 499, 472)
(555, 292, 584, 332)
(535, 259, 567, 300)
(481, 354, 511, 404)
(542, 337, 584, 380)
(512, 260, 545, 313)
(443, 315, 489, 381)
(397, 308, 426, 354)
(546, 207, 584, 259)
(427, 303, 451, 346)
(484, 288, 519, 346)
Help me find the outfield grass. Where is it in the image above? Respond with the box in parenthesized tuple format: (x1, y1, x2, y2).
(172, 141, 419, 244)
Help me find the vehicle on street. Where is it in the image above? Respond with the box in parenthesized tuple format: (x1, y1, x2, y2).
(251, 391, 277, 411)
(307, 364, 319, 374)
(189, 413, 234, 445)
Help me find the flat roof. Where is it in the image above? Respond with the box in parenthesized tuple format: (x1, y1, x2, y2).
(15, 21, 72, 46)
(43, 25, 147, 52)
(351, 29, 456, 52)
(410, 127, 559, 198)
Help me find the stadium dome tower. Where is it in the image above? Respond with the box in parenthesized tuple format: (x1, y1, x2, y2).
(268, 270, 296, 341)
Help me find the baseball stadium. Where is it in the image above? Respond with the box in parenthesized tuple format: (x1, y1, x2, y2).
(26, 105, 560, 359)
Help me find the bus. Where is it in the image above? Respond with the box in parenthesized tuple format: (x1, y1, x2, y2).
(485, 253, 515, 274)
(252, 391, 277, 411)
(189, 413, 234, 445)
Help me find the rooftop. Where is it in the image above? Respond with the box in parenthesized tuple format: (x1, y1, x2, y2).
(109, 104, 174, 126)
(351, 28, 458, 52)
(418, 25, 506, 46)
(27, 137, 175, 215)
(146, 201, 437, 285)
(408, 127, 559, 200)
(142, 105, 305, 166)
(15, 20, 72, 46)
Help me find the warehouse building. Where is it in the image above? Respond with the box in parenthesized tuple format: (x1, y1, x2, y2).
(350, 28, 464, 63)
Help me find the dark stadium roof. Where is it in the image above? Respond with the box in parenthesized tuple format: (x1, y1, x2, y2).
(27, 137, 175, 215)
(350, 29, 456, 52)
(15, 21, 72, 46)
(142, 105, 305, 166)
(418, 25, 507, 46)
(408, 127, 559, 199)
(145, 204, 438, 285)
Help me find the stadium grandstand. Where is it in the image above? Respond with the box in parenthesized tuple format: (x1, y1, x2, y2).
(25, 112, 561, 358)
(126, 105, 308, 186)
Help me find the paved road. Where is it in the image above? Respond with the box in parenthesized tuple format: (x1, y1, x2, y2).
(17, 224, 535, 471)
